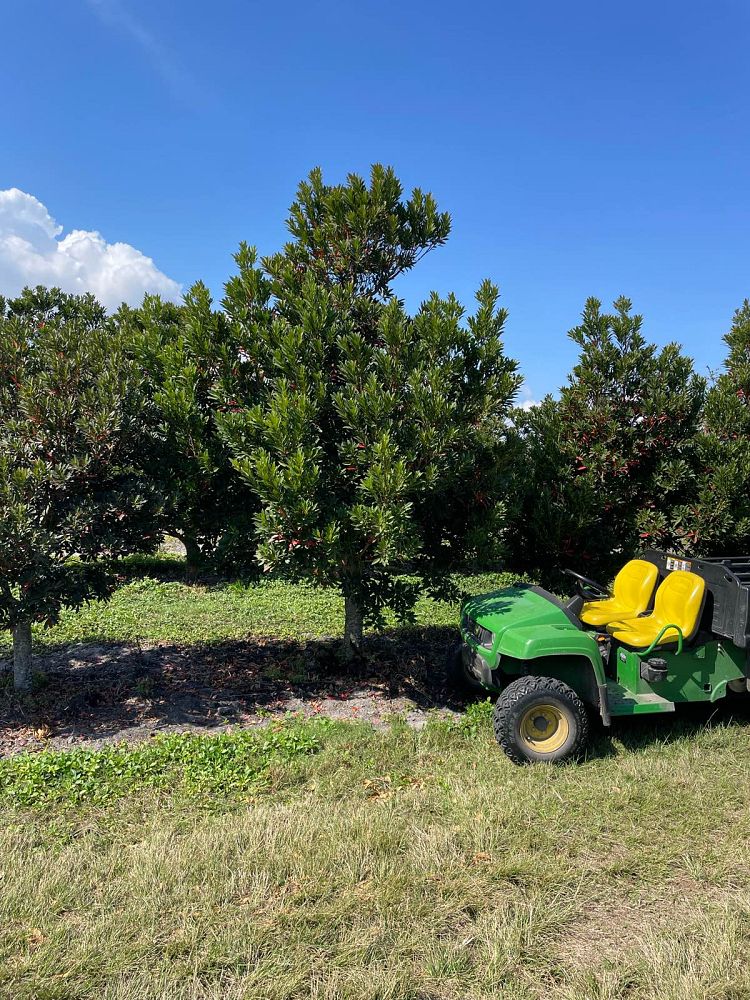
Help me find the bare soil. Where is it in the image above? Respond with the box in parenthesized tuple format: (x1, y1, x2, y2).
(0, 628, 467, 757)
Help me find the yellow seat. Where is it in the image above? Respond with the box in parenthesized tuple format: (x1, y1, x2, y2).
(580, 559, 659, 628)
(607, 570, 706, 649)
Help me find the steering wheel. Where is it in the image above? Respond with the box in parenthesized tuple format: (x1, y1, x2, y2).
(562, 568, 609, 601)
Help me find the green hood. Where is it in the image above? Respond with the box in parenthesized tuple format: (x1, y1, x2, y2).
(463, 585, 576, 643)
(461, 583, 605, 693)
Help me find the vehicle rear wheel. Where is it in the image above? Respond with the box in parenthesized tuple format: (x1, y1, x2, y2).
(445, 640, 486, 696)
(493, 675, 589, 765)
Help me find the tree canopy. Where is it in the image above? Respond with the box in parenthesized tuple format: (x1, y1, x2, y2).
(680, 300, 750, 553)
(218, 166, 521, 654)
(1, 166, 749, 676)
(0, 287, 160, 688)
(512, 296, 705, 582)
(119, 284, 259, 574)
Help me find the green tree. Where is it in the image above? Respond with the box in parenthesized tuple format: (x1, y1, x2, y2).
(513, 296, 705, 583)
(672, 301, 750, 554)
(0, 287, 160, 690)
(218, 166, 521, 656)
(118, 285, 258, 575)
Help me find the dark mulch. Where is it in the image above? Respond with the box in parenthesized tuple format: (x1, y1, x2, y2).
(0, 627, 469, 757)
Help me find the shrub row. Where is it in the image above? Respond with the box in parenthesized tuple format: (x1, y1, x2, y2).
(1, 164, 748, 685)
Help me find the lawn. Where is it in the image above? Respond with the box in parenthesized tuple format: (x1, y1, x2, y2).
(0, 556, 519, 650)
(3, 561, 750, 999)
(4, 710, 750, 999)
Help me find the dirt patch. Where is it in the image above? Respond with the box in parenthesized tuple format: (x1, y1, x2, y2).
(0, 628, 467, 757)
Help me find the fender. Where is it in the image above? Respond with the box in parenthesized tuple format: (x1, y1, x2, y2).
(497, 624, 611, 725)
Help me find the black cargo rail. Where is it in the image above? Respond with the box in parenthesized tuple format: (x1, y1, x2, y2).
(704, 557, 750, 586)
(642, 549, 750, 650)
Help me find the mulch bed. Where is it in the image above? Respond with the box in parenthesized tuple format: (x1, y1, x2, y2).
(0, 627, 467, 757)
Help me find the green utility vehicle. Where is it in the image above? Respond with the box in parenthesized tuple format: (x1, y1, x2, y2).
(452, 551, 750, 764)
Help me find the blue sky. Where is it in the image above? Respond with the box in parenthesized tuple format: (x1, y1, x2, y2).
(2, 0, 748, 400)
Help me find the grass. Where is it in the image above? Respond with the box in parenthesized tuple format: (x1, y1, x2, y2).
(3, 558, 750, 997)
(0, 557, 520, 651)
(4, 706, 750, 998)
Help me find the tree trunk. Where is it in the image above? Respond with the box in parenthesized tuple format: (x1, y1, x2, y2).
(13, 620, 33, 692)
(342, 594, 364, 662)
(183, 536, 204, 579)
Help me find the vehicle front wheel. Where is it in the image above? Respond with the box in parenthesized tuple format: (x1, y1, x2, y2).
(493, 675, 589, 765)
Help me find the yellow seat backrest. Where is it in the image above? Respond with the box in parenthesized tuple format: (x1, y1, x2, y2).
(611, 559, 659, 614)
(653, 570, 706, 641)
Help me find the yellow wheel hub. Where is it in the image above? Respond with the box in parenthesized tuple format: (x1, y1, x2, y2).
(519, 703, 570, 754)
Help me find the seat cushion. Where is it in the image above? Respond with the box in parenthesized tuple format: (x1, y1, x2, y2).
(612, 559, 659, 612)
(581, 599, 634, 627)
(607, 616, 682, 647)
(607, 571, 705, 649)
(580, 559, 659, 628)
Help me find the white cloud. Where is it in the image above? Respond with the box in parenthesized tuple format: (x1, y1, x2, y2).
(0, 188, 182, 311)
(518, 383, 540, 410)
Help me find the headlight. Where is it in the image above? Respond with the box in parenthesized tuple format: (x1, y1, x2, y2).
(461, 612, 494, 649)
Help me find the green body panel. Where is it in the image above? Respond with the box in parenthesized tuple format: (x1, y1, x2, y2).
(606, 684, 676, 716)
(608, 640, 746, 715)
(460, 584, 750, 720)
(462, 585, 606, 690)
(465, 585, 573, 641)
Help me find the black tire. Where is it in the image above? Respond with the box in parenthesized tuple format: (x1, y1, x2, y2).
(446, 640, 486, 696)
(493, 675, 589, 765)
